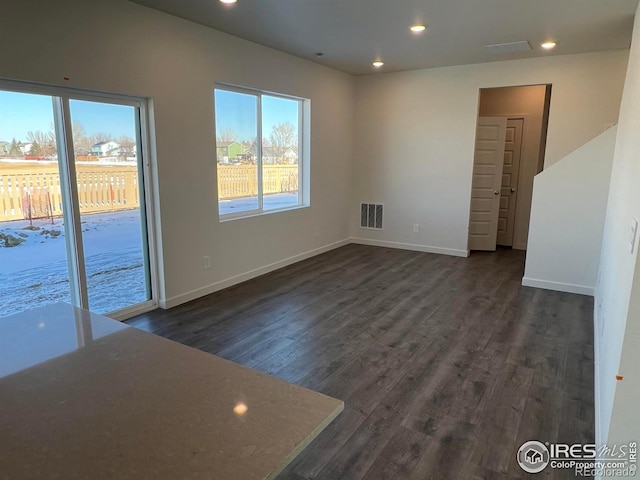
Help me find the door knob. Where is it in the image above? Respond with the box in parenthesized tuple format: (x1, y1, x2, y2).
(511, 188, 516, 193)
(494, 191, 499, 195)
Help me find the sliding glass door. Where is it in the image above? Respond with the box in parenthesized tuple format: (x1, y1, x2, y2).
(0, 82, 155, 319)
(67, 99, 152, 314)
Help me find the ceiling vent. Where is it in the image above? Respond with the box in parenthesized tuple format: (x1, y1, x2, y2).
(360, 203, 383, 230)
(485, 41, 531, 54)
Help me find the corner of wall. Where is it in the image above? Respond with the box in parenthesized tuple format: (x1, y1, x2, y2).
(592, 294, 603, 447)
(523, 127, 617, 296)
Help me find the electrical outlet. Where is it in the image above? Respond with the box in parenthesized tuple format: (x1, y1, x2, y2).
(203, 256, 211, 269)
(413, 223, 420, 234)
(630, 218, 639, 254)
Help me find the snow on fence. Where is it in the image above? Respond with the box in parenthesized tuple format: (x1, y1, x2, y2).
(217, 164, 299, 199)
(0, 162, 139, 222)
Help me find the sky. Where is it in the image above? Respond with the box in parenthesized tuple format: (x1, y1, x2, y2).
(214, 89, 299, 142)
(0, 88, 299, 146)
(0, 90, 136, 143)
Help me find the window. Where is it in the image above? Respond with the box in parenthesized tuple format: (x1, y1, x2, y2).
(0, 80, 157, 319)
(214, 85, 307, 219)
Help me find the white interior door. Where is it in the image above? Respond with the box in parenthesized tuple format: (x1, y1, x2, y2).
(468, 117, 507, 251)
(497, 118, 523, 246)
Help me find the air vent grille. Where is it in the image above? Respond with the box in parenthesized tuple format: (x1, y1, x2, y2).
(485, 41, 531, 54)
(360, 203, 383, 230)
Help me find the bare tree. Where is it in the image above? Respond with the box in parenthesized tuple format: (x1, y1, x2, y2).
(117, 136, 136, 160)
(26, 130, 52, 145)
(72, 121, 92, 151)
(269, 122, 295, 163)
(117, 136, 135, 149)
(26, 130, 56, 157)
(217, 127, 237, 143)
(88, 132, 114, 146)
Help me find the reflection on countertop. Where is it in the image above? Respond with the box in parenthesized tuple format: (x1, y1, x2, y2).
(0, 303, 343, 480)
(0, 303, 127, 377)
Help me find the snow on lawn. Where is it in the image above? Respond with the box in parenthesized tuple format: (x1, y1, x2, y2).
(0, 194, 300, 319)
(219, 192, 299, 215)
(0, 210, 147, 318)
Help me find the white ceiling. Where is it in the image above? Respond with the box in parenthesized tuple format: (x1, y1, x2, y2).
(130, 0, 638, 75)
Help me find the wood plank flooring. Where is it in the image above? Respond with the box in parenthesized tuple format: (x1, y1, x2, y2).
(127, 244, 594, 479)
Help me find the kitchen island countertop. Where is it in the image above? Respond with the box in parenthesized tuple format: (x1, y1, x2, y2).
(0, 303, 343, 480)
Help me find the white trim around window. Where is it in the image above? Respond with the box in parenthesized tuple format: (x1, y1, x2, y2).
(213, 83, 310, 221)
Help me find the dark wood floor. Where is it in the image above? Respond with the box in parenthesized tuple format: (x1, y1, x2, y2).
(127, 244, 594, 480)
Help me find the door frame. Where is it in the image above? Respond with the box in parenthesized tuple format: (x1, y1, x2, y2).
(472, 84, 552, 252)
(0, 78, 160, 320)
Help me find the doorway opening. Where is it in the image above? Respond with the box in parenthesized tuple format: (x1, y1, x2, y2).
(468, 84, 552, 252)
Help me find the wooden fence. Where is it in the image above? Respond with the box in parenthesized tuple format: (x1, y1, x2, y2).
(0, 162, 300, 222)
(0, 162, 139, 222)
(217, 164, 299, 199)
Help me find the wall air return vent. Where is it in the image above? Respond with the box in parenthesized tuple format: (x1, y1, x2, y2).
(485, 41, 531, 54)
(360, 203, 383, 230)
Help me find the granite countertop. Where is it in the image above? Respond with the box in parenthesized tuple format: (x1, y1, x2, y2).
(0, 303, 343, 480)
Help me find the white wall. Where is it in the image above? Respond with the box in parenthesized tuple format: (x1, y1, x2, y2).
(351, 51, 627, 255)
(606, 254, 640, 452)
(523, 127, 617, 296)
(1, 0, 355, 307)
(595, 2, 640, 449)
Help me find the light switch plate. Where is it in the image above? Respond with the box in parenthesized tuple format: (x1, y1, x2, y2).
(631, 218, 639, 254)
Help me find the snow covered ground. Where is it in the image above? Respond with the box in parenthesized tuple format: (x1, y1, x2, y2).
(0, 210, 147, 318)
(219, 192, 299, 215)
(0, 193, 300, 319)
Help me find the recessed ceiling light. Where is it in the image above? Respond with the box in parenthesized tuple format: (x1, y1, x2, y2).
(372, 61, 384, 68)
(410, 25, 426, 33)
(220, 0, 237, 3)
(541, 41, 557, 50)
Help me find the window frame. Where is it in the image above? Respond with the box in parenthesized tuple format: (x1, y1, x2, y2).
(214, 83, 308, 221)
(0, 77, 160, 320)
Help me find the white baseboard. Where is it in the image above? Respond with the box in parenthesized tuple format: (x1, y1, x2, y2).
(160, 239, 351, 309)
(349, 237, 469, 258)
(521, 277, 595, 296)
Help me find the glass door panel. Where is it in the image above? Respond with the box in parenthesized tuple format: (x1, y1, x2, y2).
(68, 99, 151, 314)
(0, 90, 72, 317)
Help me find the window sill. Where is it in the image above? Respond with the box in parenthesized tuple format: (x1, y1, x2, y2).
(219, 204, 309, 222)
